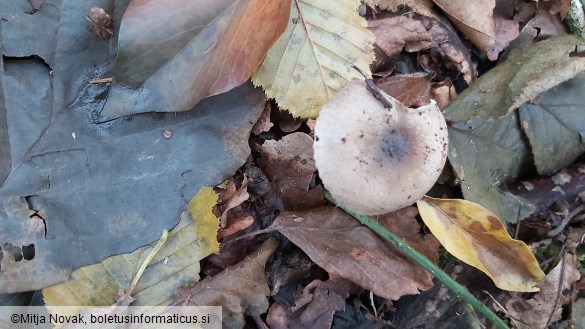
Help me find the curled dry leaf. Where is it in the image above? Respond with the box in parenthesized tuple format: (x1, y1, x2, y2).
(416, 196, 546, 292)
(100, 0, 292, 120)
(253, 0, 375, 118)
(255, 132, 325, 210)
(173, 238, 279, 329)
(433, 0, 496, 53)
(506, 254, 581, 329)
(271, 207, 438, 300)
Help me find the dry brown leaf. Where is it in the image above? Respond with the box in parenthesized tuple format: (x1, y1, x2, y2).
(505, 254, 581, 329)
(377, 0, 435, 17)
(251, 101, 274, 136)
(430, 78, 455, 109)
(369, 16, 432, 58)
(255, 132, 324, 210)
(376, 73, 432, 107)
(433, 0, 496, 53)
(174, 238, 279, 329)
(487, 16, 519, 60)
(271, 207, 438, 300)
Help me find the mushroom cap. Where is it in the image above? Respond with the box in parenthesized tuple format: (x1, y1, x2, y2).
(313, 78, 448, 215)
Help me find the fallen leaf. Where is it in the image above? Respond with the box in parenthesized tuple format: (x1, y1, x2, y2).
(369, 16, 432, 58)
(217, 177, 250, 228)
(272, 207, 437, 300)
(505, 253, 581, 329)
(255, 132, 325, 210)
(487, 16, 519, 60)
(267, 278, 351, 329)
(377, 0, 434, 17)
(174, 238, 279, 329)
(518, 73, 585, 175)
(444, 35, 585, 122)
(86, 6, 113, 38)
(376, 73, 432, 108)
(251, 101, 274, 136)
(100, 0, 291, 120)
(447, 111, 537, 223)
(433, 0, 496, 53)
(0, 80, 263, 293)
(43, 187, 220, 307)
(253, 0, 375, 118)
(416, 196, 546, 292)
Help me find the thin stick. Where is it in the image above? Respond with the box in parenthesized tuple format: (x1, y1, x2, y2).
(324, 190, 509, 329)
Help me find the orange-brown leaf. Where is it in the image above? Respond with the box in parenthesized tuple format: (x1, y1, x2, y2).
(416, 196, 545, 292)
(100, 0, 292, 120)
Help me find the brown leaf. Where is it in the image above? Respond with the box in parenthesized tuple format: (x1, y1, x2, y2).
(376, 73, 432, 108)
(433, 0, 496, 52)
(487, 16, 519, 61)
(251, 102, 274, 136)
(255, 132, 325, 210)
(86, 7, 113, 39)
(369, 16, 432, 58)
(267, 278, 354, 329)
(505, 254, 581, 329)
(100, 0, 292, 120)
(174, 238, 279, 329)
(271, 207, 436, 300)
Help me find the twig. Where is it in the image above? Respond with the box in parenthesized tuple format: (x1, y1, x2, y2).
(351, 66, 393, 110)
(324, 190, 509, 329)
(548, 204, 585, 237)
(483, 290, 521, 329)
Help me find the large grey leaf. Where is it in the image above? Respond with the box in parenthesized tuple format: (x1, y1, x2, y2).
(0, 0, 264, 293)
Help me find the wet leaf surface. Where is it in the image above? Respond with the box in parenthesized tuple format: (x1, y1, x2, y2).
(100, 0, 291, 120)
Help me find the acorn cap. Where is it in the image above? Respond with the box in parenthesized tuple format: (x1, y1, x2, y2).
(313, 78, 448, 215)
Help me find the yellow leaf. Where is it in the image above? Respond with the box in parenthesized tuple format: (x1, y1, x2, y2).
(252, 0, 374, 118)
(416, 196, 545, 292)
(43, 187, 220, 307)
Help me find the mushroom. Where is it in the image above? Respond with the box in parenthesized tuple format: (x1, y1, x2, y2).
(313, 78, 448, 215)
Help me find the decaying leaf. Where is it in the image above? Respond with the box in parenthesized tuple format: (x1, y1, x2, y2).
(271, 207, 438, 300)
(255, 132, 325, 210)
(376, 73, 432, 108)
(518, 73, 585, 175)
(253, 0, 375, 118)
(487, 16, 519, 60)
(433, 0, 496, 53)
(86, 6, 113, 38)
(266, 278, 353, 329)
(369, 16, 432, 58)
(444, 34, 585, 122)
(448, 111, 536, 223)
(416, 196, 545, 292)
(100, 0, 292, 120)
(43, 187, 220, 306)
(377, 0, 434, 17)
(506, 254, 581, 329)
(174, 238, 279, 329)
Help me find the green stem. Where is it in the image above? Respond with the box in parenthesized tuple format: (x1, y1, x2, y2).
(324, 191, 509, 329)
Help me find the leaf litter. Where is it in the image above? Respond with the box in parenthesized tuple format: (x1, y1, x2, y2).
(2, 0, 585, 327)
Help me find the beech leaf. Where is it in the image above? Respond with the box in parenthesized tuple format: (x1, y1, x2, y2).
(100, 0, 292, 121)
(416, 196, 545, 292)
(252, 0, 375, 118)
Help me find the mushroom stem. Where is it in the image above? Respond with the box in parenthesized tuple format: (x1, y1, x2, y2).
(324, 190, 510, 329)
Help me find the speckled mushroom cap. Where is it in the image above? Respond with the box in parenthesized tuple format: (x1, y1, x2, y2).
(313, 78, 448, 215)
